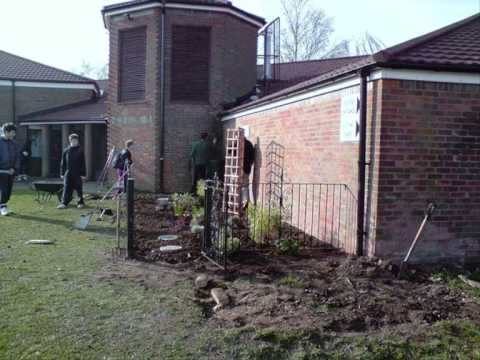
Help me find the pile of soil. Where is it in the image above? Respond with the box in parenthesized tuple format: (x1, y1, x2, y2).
(134, 197, 202, 264)
(194, 255, 480, 334)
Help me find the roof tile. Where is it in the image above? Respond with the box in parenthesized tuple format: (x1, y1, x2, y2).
(0, 50, 94, 83)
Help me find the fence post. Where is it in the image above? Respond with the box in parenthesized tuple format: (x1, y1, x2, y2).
(279, 169, 284, 240)
(204, 182, 213, 251)
(223, 185, 229, 270)
(127, 178, 135, 259)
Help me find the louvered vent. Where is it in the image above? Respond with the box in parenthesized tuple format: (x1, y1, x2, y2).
(171, 26, 211, 103)
(118, 27, 147, 102)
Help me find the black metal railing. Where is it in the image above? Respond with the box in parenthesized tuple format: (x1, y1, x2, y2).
(203, 179, 358, 267)
(202, 180, 230, 269)
(246, 182, 357, 254)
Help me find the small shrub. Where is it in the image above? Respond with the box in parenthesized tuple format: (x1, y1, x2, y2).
(278, 275, 305, 288)
(196, 179, 206, 204)
(247, 205, 282, 246)
(171, 193, 198, 217)
(218, 236, 241, 256)
(278, 238, 300, 256)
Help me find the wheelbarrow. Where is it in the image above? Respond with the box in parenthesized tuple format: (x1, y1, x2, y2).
(32, 181, 64, 203)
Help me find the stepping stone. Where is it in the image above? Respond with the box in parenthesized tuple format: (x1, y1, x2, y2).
(158, 235, 179, 242)
(159, 245, 183, 252)
(191, 225, 204, 234)
(25, 240, 54, 245)
(157, 197, 170, 206)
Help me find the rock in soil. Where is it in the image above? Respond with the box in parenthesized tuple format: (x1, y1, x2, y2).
(195, 274, 209, 289)
(211, 288, 230, 311)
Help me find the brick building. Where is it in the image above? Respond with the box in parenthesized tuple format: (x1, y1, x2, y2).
(0, 50, 105, 179)
(222, 14, 480, 263)
(102, 0, 479, 262)
(102, 0, 265, 192)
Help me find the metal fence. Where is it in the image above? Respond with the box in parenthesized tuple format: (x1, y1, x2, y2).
(246, 182, 357, 254)
(203, 179, 358, 268)
(203, 180, 230, 269)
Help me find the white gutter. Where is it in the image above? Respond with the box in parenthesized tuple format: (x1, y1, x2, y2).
(370, 68, 480, 84)
(103, 2, 264, 28)
(0, 80, 97, 91)
(223, 68, 480, 121)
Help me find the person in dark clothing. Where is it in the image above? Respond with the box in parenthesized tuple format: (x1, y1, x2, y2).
(0, 123, 20, 216)
(58, 134, 87, 209)
(242, 137, 255, 207)
(207, 135, 223, 180)
(113, 139, 134, 194)
(190, 132, 209, 194)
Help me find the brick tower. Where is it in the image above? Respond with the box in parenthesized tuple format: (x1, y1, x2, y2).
(102, 0, 265, 192)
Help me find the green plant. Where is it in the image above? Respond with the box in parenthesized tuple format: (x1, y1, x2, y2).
(247, 205, 282, 246)
(218, 236, 241, 256)
(196, 179, 206, 204)
(278, 238, 300, 256)
(278, 275, 305, 288)
(171, 193, 198, 217)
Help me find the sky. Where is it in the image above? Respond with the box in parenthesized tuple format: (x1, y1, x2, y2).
(0, 0, 478, 76)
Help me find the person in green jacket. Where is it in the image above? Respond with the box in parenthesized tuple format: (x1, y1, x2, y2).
(190, 132, 209, 194)
(207, 135, 223, 180)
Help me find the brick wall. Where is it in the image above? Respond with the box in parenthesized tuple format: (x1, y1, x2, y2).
(107, 8, 259, 192)
(374, 79, 480, 263)
(223, 82, 382, 252)
(107, 9, 162, 191)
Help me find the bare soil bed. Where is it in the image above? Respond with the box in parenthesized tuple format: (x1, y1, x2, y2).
(193, 253, 480, 336)
(134, 196, 202, 263)
(131, 196, 480, 340)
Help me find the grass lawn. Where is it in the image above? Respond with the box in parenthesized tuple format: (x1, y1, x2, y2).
(1, 190, 479, 359)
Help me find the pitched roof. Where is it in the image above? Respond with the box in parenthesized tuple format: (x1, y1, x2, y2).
(102, 0, 265, 26)
(256, 55, 369, 96)
(227, 13, 480, 115)
(18, 96, 108, 125)
(258, 56, 368, 82)
(374, 13, 480, 70)
(0, 50, 96, 84)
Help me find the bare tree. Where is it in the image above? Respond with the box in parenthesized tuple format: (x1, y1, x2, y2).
(320, 32, 386, 59)
(280, 0, 333, 62)
(74, 60, 109, 80)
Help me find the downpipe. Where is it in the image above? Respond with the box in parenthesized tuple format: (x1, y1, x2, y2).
(356, 70, 368, 257)
(159, 0, 167, 193)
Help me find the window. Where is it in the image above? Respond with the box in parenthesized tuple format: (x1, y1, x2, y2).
(171, 26, 211, 103)
(118, 27, 147, 102)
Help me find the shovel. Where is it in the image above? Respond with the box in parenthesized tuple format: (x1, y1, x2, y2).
(398, 203, 436, 278)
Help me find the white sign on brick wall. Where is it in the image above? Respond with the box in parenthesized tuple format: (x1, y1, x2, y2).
(340, 93, 360, 142)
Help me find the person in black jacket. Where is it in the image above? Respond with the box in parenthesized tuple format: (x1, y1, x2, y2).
(113, 139, 134, 194)
(57, 134, 87, 209)
(0, 123, 20, 216)
(241, 137, 255, 208)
